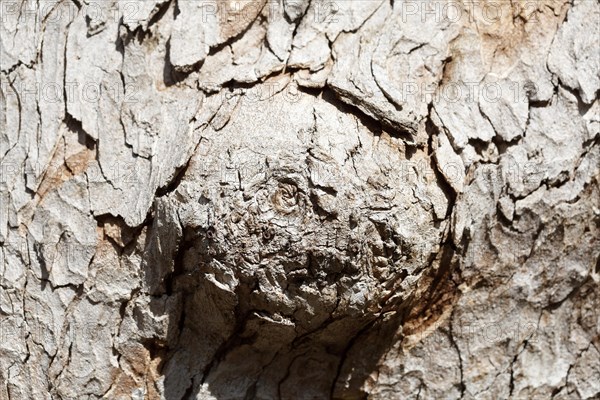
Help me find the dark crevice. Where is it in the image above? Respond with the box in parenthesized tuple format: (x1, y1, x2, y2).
(544, 276, 592, 312)
(165, 231, 196, 296)
(163, 38, 204, 86)
(146, 0, 175, 32)
(173, 0, 181, 18)
(320, 88, 385, 137)
(557, 79, 596, 116)
(528, 98, 552, 108)
(181, 380, 195, 400)
(426, 111, 457, 219)
(468, 138, 493, 157)
(329, 314, 390, 399)
(164, 5, 268, 87)
(64, 112, 96, 150)
(155, 153, 192, 198)
(0, 60, 36, 76)
(492, 133, 522, 155)
(449, 313, 466, 398)
(509, 339, 530, 396)
(155, 129, 207, 198)
(326, 85, 418, 144)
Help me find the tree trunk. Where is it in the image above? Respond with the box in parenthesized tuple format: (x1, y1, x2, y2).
(1, 0, 598, 399)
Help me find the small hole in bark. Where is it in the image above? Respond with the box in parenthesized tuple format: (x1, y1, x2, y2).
(399, 269, 408, 280)
(262, 226, 275, 241)
(206, 227, 216, 239)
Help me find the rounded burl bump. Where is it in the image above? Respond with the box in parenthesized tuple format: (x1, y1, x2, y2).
(149, 94, 451, 396)
(168, 120, 446, 335)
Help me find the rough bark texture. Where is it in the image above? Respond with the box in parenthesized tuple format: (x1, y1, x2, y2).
(0, 0, 599, 399)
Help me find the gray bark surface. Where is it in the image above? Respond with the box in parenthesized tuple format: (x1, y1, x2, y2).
(0, 0, 598, 399)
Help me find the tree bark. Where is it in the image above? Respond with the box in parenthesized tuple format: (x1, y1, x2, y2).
(1, 0, 598, 399)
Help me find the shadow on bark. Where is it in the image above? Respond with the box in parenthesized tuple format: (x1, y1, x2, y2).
(142, 232, 458, 399)
(141, 223, 406, 399)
